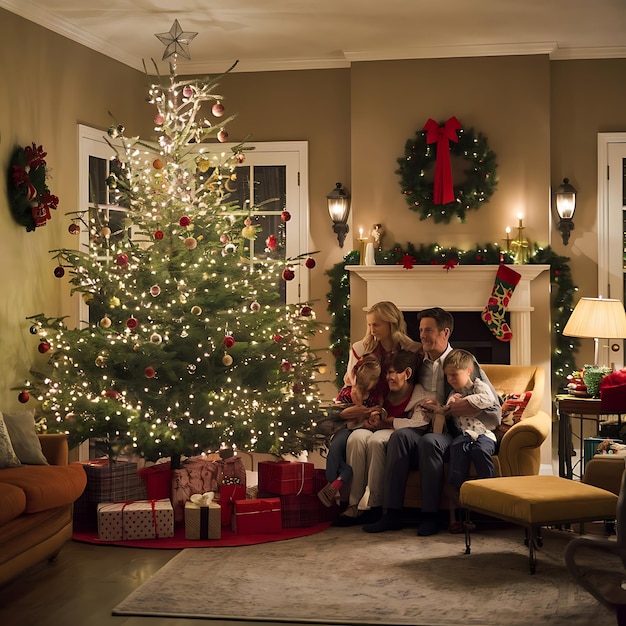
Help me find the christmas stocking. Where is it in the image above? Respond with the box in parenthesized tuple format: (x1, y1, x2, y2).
(481, 265, 522, 342)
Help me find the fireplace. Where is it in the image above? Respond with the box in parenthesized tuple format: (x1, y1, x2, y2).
(402, 311, 510, 364)
(346, 264, 550, 366)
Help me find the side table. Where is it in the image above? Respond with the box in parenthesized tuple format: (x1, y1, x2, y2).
(555, 394, 623, 480)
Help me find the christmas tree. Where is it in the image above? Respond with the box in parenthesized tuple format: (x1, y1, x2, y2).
(20, 23, 325, 462)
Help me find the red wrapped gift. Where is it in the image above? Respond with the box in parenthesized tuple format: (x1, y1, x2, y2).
(279, 493, 320, 528)
(258, 461, 314, 495)
(233, 498, 281, 534)
(218, 484, 246, 527)
(138, 462, 171, 500)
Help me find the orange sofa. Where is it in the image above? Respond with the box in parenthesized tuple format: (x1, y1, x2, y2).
(0, 434, 86, 587)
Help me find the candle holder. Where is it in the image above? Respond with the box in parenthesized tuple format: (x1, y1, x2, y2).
(358, 238, 368, 265)
(511, 219, 529, 264)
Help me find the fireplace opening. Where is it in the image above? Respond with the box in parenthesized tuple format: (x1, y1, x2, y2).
(403, 311, 510, 365)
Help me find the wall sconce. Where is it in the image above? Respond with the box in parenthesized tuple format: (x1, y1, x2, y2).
(327, 182, 350, 247)
(555, 177, 577, 245)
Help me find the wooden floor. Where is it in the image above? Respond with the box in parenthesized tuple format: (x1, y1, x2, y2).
(0, 539, 321, 626)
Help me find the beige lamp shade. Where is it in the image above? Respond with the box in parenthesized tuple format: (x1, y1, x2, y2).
(563, 297, 626, 365)
(563, 297, 626, 339)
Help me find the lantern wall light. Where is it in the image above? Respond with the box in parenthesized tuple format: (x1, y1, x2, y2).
(327, 182, 350, 247)
(555, 177, 577, 245)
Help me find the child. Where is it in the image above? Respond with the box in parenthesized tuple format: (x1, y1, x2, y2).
(424, 348, 501, 533)
(318, 355, 385, 507)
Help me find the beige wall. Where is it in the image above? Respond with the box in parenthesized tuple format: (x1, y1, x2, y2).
(0, 10, 151, 410)
(3, 8, 626, 437)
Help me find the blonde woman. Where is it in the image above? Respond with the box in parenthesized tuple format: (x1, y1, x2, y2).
(335, 302, 421, 525)
(344, 301, 421, 404)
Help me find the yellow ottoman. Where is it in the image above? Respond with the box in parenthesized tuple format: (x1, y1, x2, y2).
(459, 475, 618, 573)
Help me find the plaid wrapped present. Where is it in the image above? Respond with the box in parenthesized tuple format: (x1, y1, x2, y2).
(232, 497, 281, 534)
(73, 459, 146, 532)
(279, 493, 320, 528)
(258, 461, 314, 495)
(184, 493, 221, 540)
(97, 498, 174, 541)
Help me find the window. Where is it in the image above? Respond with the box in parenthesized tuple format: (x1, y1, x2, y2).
(78, 125, 310, 324)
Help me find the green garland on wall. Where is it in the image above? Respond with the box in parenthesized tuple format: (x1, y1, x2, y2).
(326, 244, 578, 395)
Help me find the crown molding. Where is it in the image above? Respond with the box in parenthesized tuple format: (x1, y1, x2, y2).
(550, 46, 626, 60)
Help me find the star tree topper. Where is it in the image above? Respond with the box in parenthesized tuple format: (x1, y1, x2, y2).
(155, 19, 198, 60)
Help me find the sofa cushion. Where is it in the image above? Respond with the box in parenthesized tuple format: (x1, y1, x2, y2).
(2, 410, 48, 465)
(0, 482, 26, 526)
(0, 415, 21, 469)
(0, 463, 86, 513)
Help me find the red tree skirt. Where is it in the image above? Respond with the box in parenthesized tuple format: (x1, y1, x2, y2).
(73, 521, 332, 549)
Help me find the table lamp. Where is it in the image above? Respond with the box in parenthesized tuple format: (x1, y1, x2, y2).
(563, 297, 626, 366)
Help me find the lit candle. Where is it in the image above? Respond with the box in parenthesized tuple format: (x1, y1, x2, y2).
(359, 227, 363, 239)
(517, 213, 524, 228)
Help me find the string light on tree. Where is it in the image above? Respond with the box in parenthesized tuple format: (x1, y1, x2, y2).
(20, 22, 324, 463)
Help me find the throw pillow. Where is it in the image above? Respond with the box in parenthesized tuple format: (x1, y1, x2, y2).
(495, 391, 533, 445)
(2, 410, 48, 465)
(0, 414, 21, 468)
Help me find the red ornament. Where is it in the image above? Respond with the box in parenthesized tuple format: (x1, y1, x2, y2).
(104, 389, 121, 399)
(266, 234, 277, 251)
(154, 113, 165, 125)
(154, 229, 164, 240)
(300, 306, 312, 317)
(115, 253, 129, 268)
(305, 257, 316, 269)
(273, 334, 282, 342)
(144, 366, 156, 379)
(217, 129, 229, 143)
(282, 268, 295, 281)
(153, 158, 164, 170)
(281, 211, 291, 222)
(18, 391, 30, 404)
(212, 102, 225, 117)
(281, 360, 292, 372)
(235, 153, 245, 164)
(443, 259, 459, 272)
(126, 317, 138, 330)
(68, 223, 80, 235)
(38, 341, 51, 353)
(223, 335, 235, 348)
(53, 266, 65, 278)
(179, 216, 191, 227)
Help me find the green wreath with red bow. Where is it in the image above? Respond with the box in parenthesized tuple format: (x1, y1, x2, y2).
(396, 118, 498, 224)
(8, 143, 59, 232)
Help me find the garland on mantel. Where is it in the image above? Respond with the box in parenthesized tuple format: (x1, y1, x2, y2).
(326, 243, 578, 396)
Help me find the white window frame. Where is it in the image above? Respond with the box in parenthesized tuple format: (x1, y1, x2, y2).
(78, 126, 310, 324)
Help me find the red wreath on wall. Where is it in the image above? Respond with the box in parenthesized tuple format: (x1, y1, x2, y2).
(8, 143, 59, 232)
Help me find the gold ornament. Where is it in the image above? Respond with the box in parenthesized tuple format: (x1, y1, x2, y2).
(222, 354, 233, 366)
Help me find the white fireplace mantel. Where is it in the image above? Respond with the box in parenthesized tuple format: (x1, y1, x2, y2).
(346, 264, 550, 365)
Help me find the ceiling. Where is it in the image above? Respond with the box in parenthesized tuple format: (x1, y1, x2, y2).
(3, 0, 626, 74)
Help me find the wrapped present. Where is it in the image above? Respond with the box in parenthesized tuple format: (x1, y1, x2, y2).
(279, 493, 320, 528)
(258, 461, 314, 495)
(97, 499, 174, 541)
(218, 484, 247, 527)
(171, 455, 248, 523)
(232, 498, 281, 535)
(184, 492, 221, 540)
(138, 462, 171, 500)
(73, 459, 146, 532)
(171, 456, 219, 523)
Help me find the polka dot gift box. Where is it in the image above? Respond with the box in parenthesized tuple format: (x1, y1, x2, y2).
(97, 499, 174, 541)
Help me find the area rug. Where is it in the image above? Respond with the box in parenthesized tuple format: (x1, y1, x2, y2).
(74, 521, 332, 549)
(113, 524, 618, 625)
